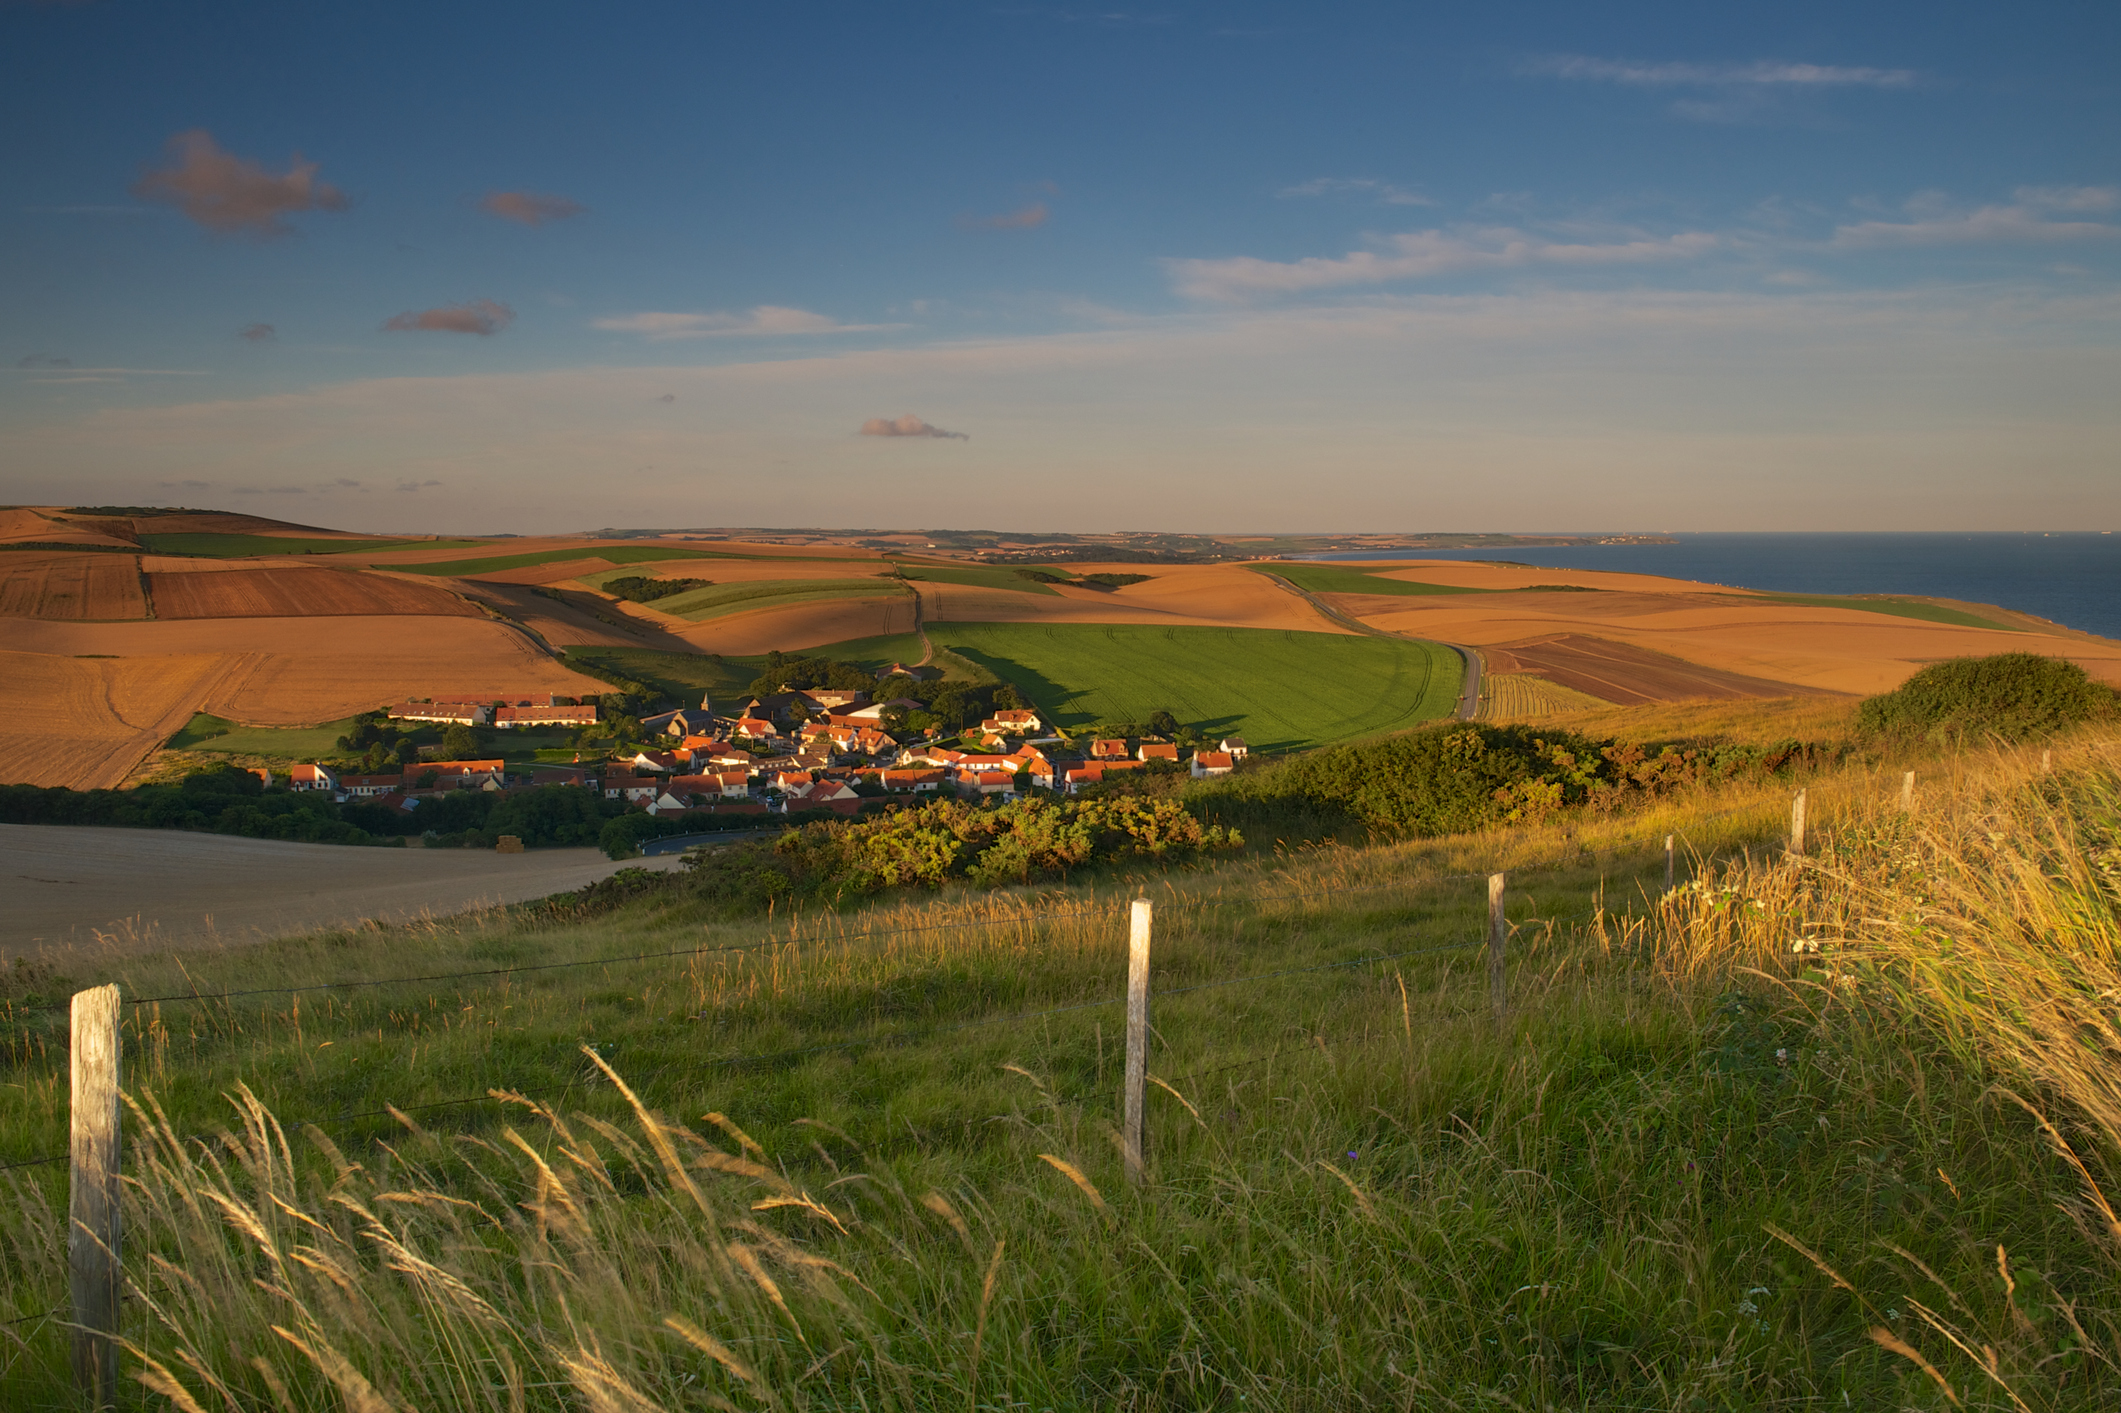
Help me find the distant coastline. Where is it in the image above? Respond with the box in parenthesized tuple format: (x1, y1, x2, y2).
(1304, 532, 2121, 641)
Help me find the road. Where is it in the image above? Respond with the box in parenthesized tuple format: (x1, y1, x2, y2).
(1261, 573, 1484, 721)
(1, 825, 687, 958)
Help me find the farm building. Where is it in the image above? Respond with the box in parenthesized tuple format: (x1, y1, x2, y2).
(1137, 742, 1179, 762)
(388, 702, 490, 726)
(1191, 751, 1235, 779)
(288, 763, 337, 792)
(1219, 737, 1249, 759)
(339, 773, 404, 798)
(981, 709, 1044, 735)
(1091, 739, 1130, 759)
(495, 704, 596, 729)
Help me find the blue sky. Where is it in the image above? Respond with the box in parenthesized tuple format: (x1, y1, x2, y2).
(2, 0, 2116, 533)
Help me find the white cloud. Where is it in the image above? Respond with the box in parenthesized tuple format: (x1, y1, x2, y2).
(592, 306, 897, 339)
(1831, 190, 2121, 249)
(1278, 178, 1433, 207)
(1166, 226, 1720, 301)
(1521, 55, 1916, 88)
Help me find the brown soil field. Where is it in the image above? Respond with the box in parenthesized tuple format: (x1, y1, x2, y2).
(0, 650, 241, 790)
(0, 824, 686, 957)
(0, 617, 607, 788)
(1331, 564, 2121, 697)
(125, 510, 372, 538)
(581, 558, 901, 586)
(1481, 634, 1822, 705)
(0, 507, 138, 549)
(0, 552, 148, 620)
(669, 592, 925, 655)
(139, 554, 279, 573)
(901, 565, 1356, 635)
(455, 581, 695, 650)
(147, 567, 479, 619)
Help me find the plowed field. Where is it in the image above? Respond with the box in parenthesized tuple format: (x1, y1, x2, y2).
(147, 568, 479, 619)
(0, 553, 147, 619)
(1482, 635, 1829, 705)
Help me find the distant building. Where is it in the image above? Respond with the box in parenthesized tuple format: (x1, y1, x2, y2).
(496, 704, 596, 729)
(1190, 751, 1235, 779)
(388, 702, 490, 727)
(288, 763, 336, 792)
(1137, 742, 1179, 762)
(1219, 737, 1249, 759)
(1091, 738, 1130, 760)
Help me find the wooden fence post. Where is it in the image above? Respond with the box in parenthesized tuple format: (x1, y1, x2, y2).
(2043, 750, 2053, 774)
(1900, 771, 1915, 812)
(1122, 899, 1152, 1184)
(1487, 873, 1507, 1024)
(1664, 834, 1676, 893)
(70, 983, 122, 1410)
(1789, 790, 1808, 857)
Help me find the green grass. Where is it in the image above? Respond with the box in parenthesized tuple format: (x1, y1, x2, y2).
(560, 647, 763, 704)
(890, 562, 1061, 595)
(163, 712, 364, 756)
(392, 545, 721, 577)
(626, 577, 910, 622)
(1726, 590, 2025, 631)
(1252, 562, 1491, 597)
(136, 533, 484, 558)
(905, 622, 1461, 749)
(8, 746, 2121, 1409)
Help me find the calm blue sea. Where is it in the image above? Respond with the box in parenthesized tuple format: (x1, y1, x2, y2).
(1307, 533, 2121, 642)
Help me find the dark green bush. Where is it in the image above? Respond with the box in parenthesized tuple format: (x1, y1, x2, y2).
(1855, 653, 2113, 742)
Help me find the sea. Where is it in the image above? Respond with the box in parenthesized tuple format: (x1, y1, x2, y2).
(1304, 533, 2121, 642)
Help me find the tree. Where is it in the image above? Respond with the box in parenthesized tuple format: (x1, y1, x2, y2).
(1147, 709, 1180, 736)
(442, 723, 480, 759)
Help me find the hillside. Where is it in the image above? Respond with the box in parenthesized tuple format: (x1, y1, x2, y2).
(4, 714, 2120, 1408)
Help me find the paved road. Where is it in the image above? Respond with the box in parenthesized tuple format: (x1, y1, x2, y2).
(1262, 573, 1485, 720)
(1, 825, 687, 958)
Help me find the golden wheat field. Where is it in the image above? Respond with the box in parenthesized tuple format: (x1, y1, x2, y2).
(0, 552, 147, 620)
(0, 650, 241, 788)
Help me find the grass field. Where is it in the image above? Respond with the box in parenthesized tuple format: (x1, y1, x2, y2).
(624, 577, 910, 622)
(136, 534, 480, 557)
(1252, 562, 1490, 597)
(1730, 590, 2025, 631)
(165, 712, 365, 756)
(914, 621, 1461, 748)
(560, 647, 761, 703)
(9, 733, 2121, 1408)
(1475, 671, 1612, 720)
(891, 562, 1060, 596)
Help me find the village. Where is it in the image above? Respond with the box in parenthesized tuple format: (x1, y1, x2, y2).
(267, 668, 1249, 824)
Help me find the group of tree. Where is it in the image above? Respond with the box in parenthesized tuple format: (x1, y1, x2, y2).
(601, 574, 712, 604)
(746, 652, 1026, 734)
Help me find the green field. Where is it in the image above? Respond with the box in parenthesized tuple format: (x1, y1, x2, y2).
(137, 534, 483, 558)
(393, 545, 721, 577)
(890, 562, 1061, 596)
(561, 647, 763, 704)
(1252, 563, 1490, 597)
(1727, 591, 2024, 632)
(903, 622, 1460, 749)
(164, 712, 364, 756)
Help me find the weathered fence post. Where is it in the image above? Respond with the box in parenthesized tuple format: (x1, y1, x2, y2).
(1789, 790, 1808, 857)
(1900, 771, 1915, 813)
(1664, 834, 1676, 893)
(70, 984, 122, 1410)
(1487, 873, 1507, 1024)
(2043, 750, 2053, 774)
(1122, 899, 1152, 1184)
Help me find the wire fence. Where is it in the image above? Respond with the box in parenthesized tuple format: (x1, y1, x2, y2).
(0, 806, 1774, 1177)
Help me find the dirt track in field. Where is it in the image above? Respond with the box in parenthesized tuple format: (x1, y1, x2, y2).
(0, 552, 147, 619)
(147, 567, 478, 619)
(0, 825, 686, 957)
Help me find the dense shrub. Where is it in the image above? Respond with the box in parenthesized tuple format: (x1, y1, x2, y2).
(1855, 652, 2113, 741)
(602, 574, 712, 603)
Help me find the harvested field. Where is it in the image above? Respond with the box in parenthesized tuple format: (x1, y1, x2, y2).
(671, 593, 924, 655)
(622, 578, 908, 623)
(1344, 563, 2121, 696)
(0, 552, 147, 620)
(0, 650, 242, 789)
(0, 507, 137, 549)
(136, 532, 454, 558)
(117, 510, 367, 538)
(0, 824, 686, 957)
(576, 558, 898, 587)
(146, 567, 479, 619)
(1476, 672, 1612, 721)
(1483, 634, 1831, 705)
(464, 557, 632, 586)
(456, 582, 688, 649)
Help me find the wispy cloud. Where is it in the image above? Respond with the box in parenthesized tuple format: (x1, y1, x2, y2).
(1168, 226, 1720, 301)
(859, 414, 968, 440)
(959, 201, 1051, 230)
(383, 300, 515, 335)
(133, 130, 348, 237)
(481, 190, 587, 226)
(238, 323, 276, 343)
(1279, 177, 1432, 207)
(1521, 55, 1916, 88)
(17, 354, 72, 368)
(592, 306, 895, 339)
(1831, 187, 2120, 248)
(394, 478, 442, 492)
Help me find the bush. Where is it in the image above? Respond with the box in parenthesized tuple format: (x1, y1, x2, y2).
(1856, 653, 2113, 742)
